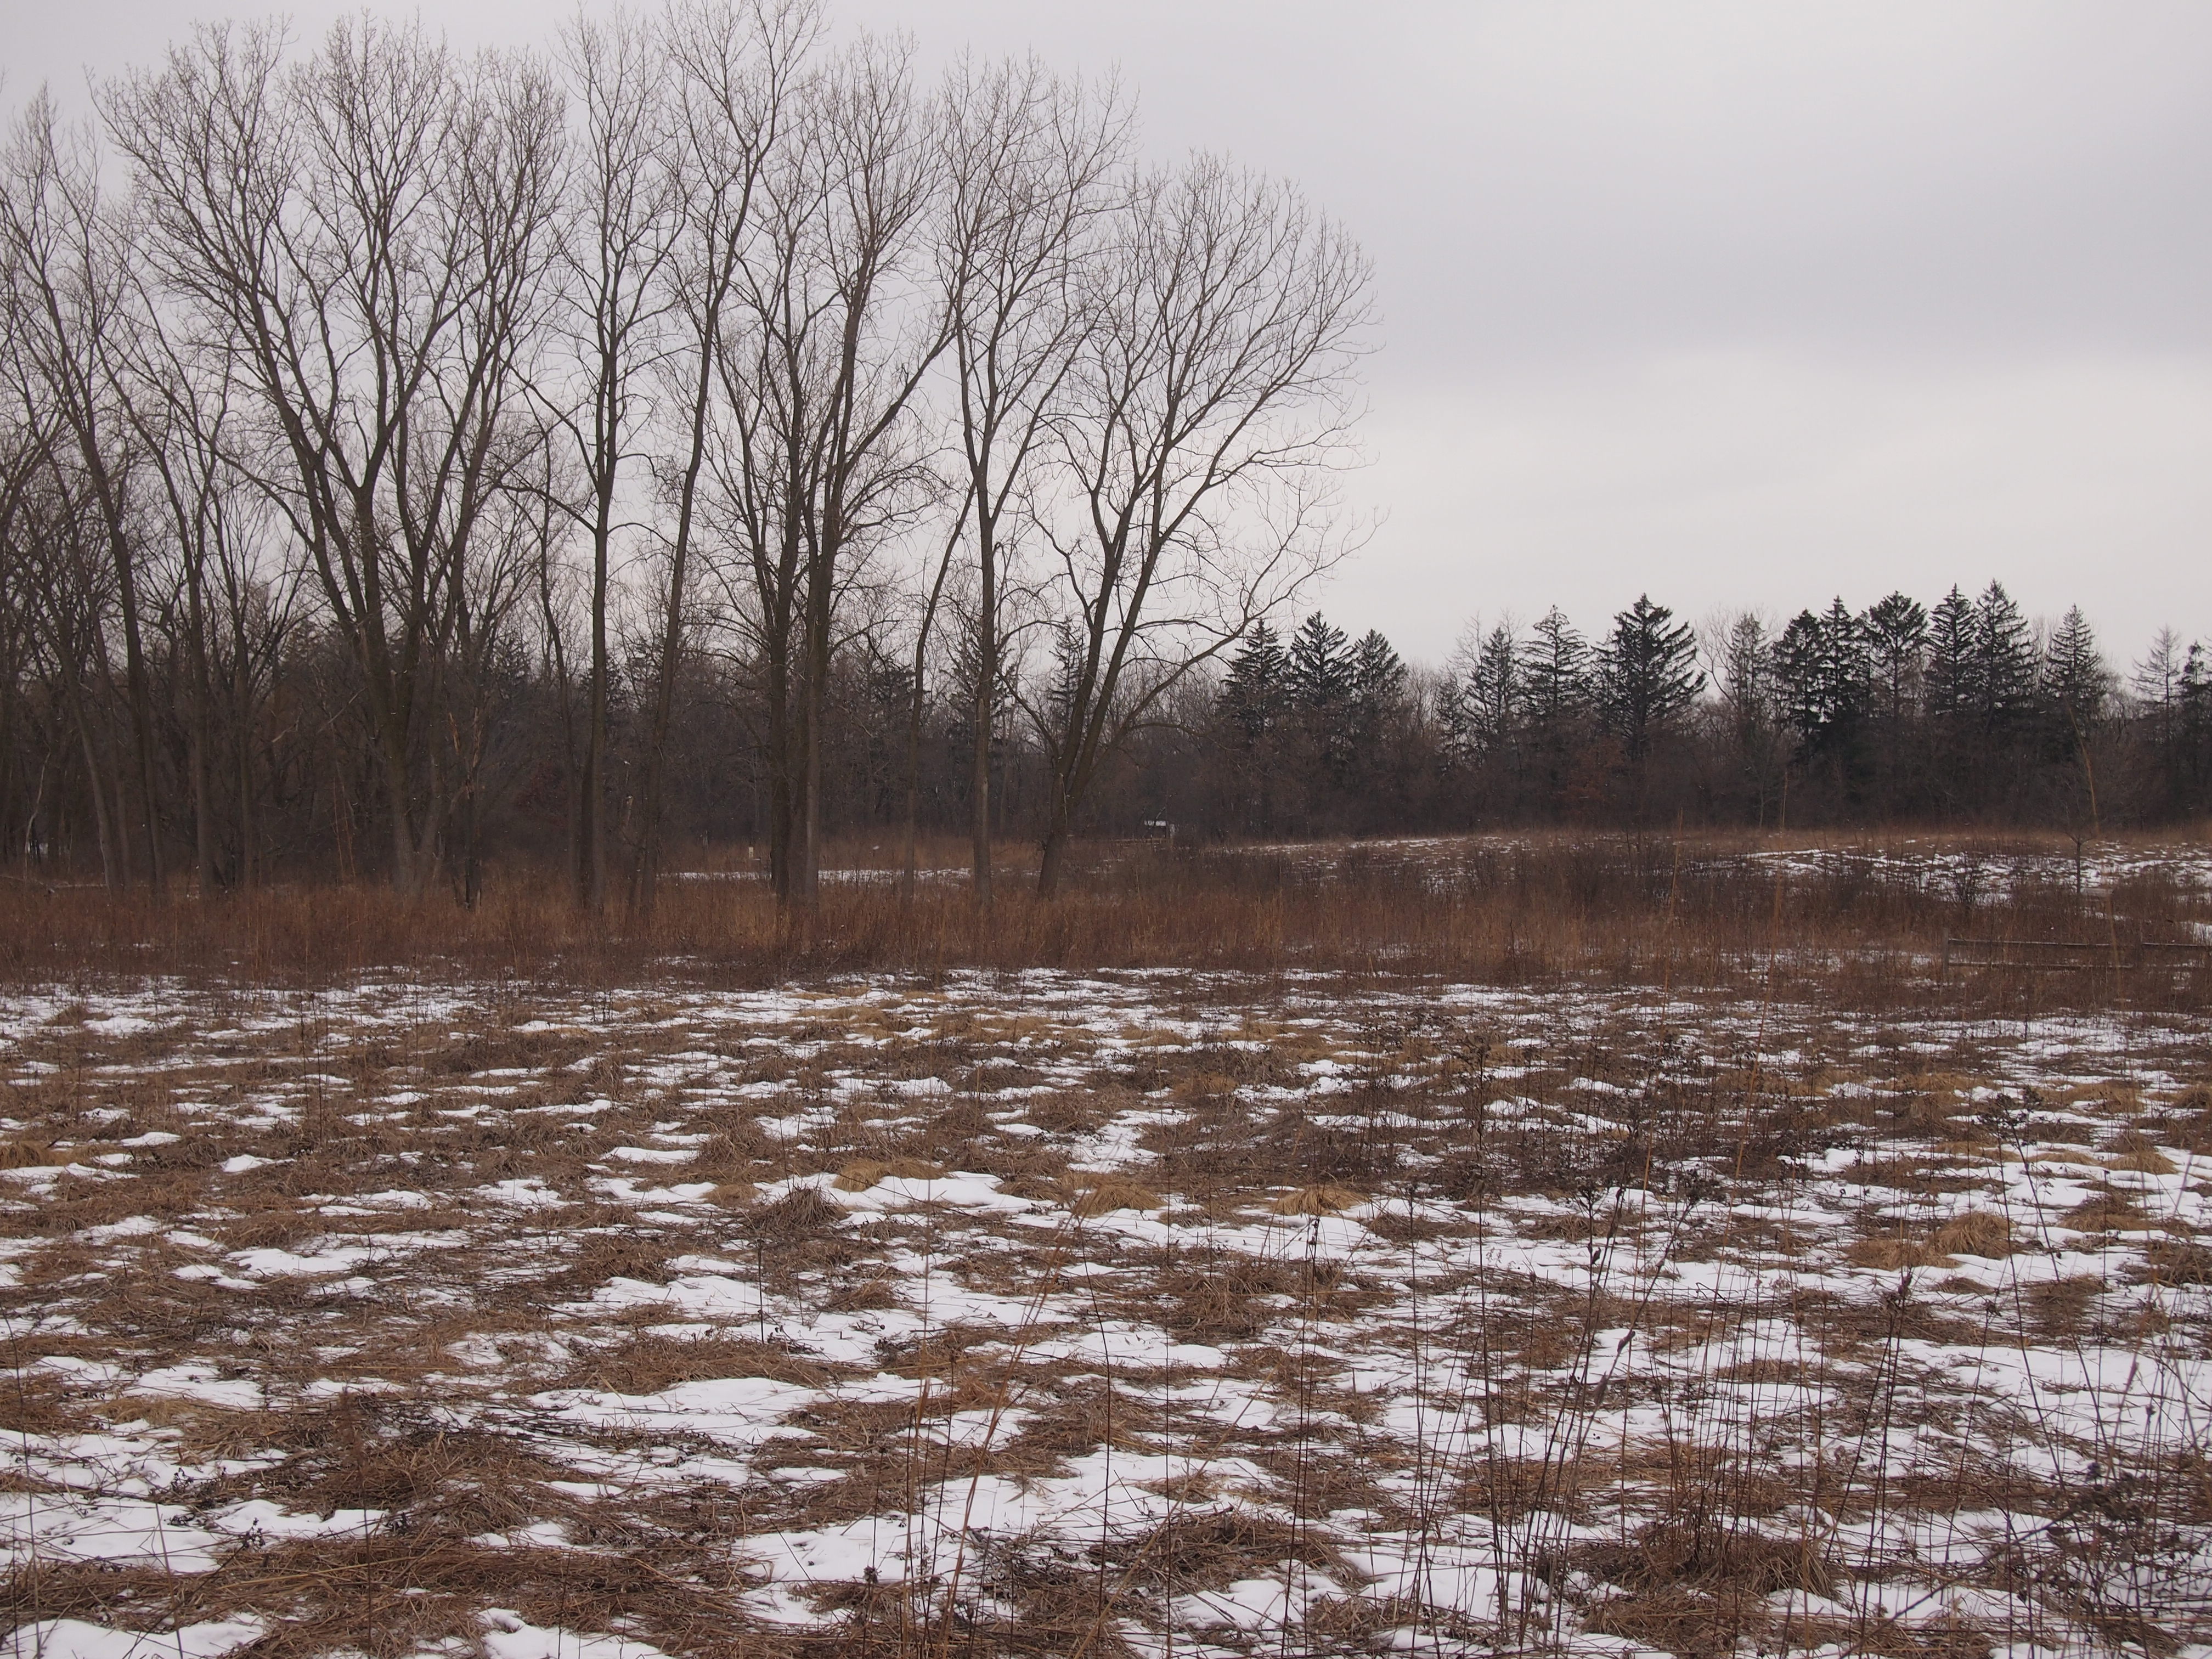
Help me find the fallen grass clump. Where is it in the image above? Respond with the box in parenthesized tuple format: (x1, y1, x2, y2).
(1069, 1177, 1164, 1217)
(1932, 1210, 2015, 1258)
(1271, 1183, 1367, 1216)
(832, 1157, 947, 1190)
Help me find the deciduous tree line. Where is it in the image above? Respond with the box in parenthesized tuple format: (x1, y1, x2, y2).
(0, 0, 1370, 904)
(1195, 585, 2212, 838)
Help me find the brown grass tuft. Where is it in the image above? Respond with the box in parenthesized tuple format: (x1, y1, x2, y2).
(833, 1156, 947, 1191)
(748, 1185, 846, 1236)
(1070, 1177, 1164, 1217)
(2109, 1130, 2180, 1175)
(1931, 1211, 2013, 1259)
(1848, 1237, 1948, 1271)
(0, 1139, 55, 1168)
(1271, 1183, 1367, 1216)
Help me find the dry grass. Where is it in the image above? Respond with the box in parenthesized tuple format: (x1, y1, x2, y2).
(1270, 1183, 1367, 1216)
(4, 834, 2211, 1658)
(1069, 1177, 1164, 1217)
(832, 1157, 947, 1190)
(0, 828, 2203, 1015)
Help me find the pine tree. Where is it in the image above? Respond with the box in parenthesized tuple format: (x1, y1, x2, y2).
(1221, 621, 1289, 743)
(1286, 614, 1352, 713)
(1592, 594, 1702, 766)
(1924, 585, 1975, 720)
(1285, 613, 1356, 804)
(1861, 592, 1926, 723)
(1717, 612, 1784, 823)
(1772, 599, 1870, 761)
(1521, 607, 1588, 729)
(2042, 606, 2106, 727)
(1719, 613, 1771, 725)
(1465, 623, 1521, 755)
(1972, 581, 2036, 735)
(1348, 630, 1408, 721)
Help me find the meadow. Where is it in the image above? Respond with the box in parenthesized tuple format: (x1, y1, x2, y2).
(3, 832, 2210, 1657)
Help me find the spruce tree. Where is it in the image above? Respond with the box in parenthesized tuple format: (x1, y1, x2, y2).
(1522, 607, 1589, 728)
(1466, 623, 1521, 755)
(1349, 630, 1408, 720)
(1772, 599, 1869, 766)
(1286, 614, 1353, 713)
(1593, 594, 1702, 765)
(1973, 580, 2036, 735)
(1221, 622, 1289, 743)
(2041, 606, 2106, 727)
(1861, 592, 1927, 723)
(1924, 586, 1976, 721)
(1286, 613, 1356, 800)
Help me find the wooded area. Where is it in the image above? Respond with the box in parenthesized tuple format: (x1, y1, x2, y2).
(1, 2, 2203, 910)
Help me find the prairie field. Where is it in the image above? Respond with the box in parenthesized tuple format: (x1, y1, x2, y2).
(4, 832, 2212, 1658)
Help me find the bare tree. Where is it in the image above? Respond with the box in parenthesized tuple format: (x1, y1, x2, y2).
(630, 0, 819, 918)
(707, 32, 943, 907)
(543, 3, 678, 913)
(1, 93, 167, 891)
(114, 319, 235, 894)
(934, 55, 1126, 909)
(1026, 156, 1371, 894)
(108, 21, 565, 894)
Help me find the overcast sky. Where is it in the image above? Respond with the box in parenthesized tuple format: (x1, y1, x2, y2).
(12, 1, 2210, 667)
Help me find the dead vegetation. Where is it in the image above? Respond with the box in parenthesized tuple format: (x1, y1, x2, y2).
(2, 836, 2211, 1655)
(0, 829, 2203, 1015)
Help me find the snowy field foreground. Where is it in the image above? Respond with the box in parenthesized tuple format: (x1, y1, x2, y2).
(2, 969, 2210, 1656)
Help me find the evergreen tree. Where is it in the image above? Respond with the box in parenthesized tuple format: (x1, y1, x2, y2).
(1716, 611, 1784, 823)
(1924, 585, 1975, 720)
(1221, 621, 1289, 743)
(1286, 614, 1352, 713)
(1520, 607, 1590, 813)
(2041, 606, 2106, 728)
(2182, 645, 2212, 810)
(1285, 613, 1356, 808)
(1972, 581, 2037, 735)
(1592, 594, 1702, 766)
(1464, 622, 1521, 757)
(1719, 613, 1773, 726)
(1348, 630, 1408, 723)
(1861, 592, 1926, 723)
(2038, 605, 2102, 774)
(1342, 630, 1409, 819)
(1216, 621, 1292, 834)
(1521, 607, 1589, 729)
(1771, 598, 1871, 774)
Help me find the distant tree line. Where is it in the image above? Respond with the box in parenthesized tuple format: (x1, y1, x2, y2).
(1192, 584, 2211, 839)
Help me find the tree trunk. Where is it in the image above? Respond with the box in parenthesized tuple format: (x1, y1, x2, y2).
(63, 669, 118, 890)
(377, 718, 419, 898)
(971, 527, 996, 911)
(87, 470, 163, 895)
(184, 561, 217, 895)
(232, 616, 256, 891)
(1037, 819, 1068, 900)
(581, 496, 611, 915)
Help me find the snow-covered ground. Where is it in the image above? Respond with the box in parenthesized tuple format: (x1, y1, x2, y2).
(2, 967, 2210, 1656)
